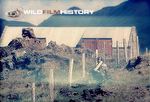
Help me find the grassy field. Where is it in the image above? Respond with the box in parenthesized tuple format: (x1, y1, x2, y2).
(1, 68, 150, 102)
(0, 54, 150, 102)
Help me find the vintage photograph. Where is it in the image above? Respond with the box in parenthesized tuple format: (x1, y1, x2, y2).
(0, 0, 150, 102)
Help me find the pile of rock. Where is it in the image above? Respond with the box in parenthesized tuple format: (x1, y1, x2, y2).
(47, 41, 74, 55)
(47, 41, 94, 57)
(8, 38, 23, 50)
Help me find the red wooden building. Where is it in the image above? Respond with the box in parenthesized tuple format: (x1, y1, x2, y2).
(81, 38, 112, 57)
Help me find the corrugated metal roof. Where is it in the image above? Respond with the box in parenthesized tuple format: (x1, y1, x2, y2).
(0, 27, 132, 47)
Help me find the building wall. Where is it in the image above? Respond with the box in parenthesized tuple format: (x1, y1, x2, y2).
(112, 47, 131, 60)
(82, 38, 97, 51)
(97, 39, 112, 57)
(80, 38, 134, 61)
(81, 38, 112, 57)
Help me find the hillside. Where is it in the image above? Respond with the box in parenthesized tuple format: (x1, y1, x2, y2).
(0, 18, 34, 37)
(39, 0, 150, 51)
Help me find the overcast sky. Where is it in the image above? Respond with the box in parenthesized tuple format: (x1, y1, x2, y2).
(0, 0, 127, 25)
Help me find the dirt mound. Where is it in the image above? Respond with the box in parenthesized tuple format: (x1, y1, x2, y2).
(118, 85, 150, 102)
(59, 85, 112, 102)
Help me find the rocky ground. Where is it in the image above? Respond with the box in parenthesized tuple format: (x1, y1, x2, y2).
(0, 40, 150, 102)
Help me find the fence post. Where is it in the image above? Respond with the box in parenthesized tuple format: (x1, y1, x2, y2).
(130, 39, 133, 59)
(32, 83, 35, 102)
(49, 69, 54, 102)
(96, 49, 98, 65)
(82, 53, 85, 78)
(123, 39, 128, 62)
(103, 41, 106, 63)
(146, 48, 148, 56)
(69, 58, 74, 87)
(136, 36, 140, 56)
(116, 41, 120, 65)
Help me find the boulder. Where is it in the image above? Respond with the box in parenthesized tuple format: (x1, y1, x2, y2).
(8, 38, 23, 50)
(22, 28, 36, 38)
(0, 47, 8, 58)
(47, 41, 73, 54)
(7, 93, 20, 100)
(60, 44, 73, 54)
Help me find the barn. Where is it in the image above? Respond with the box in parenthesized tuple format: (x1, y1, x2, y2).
(0, 26, 139, 60)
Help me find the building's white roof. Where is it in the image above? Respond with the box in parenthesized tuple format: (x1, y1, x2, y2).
(0, 26, 133, 47)
(82, 27, 132, 47)
(0, 27, 85, 47)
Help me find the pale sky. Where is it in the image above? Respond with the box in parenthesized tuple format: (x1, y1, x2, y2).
(0, 0, 127, 25)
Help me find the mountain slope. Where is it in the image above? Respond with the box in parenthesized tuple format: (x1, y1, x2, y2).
(93, 0, 150, 16)
(39, 0, 150, 51)
(0, 18, 34, 37)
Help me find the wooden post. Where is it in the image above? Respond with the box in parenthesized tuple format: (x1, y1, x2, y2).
(32, 83, 35, 102)
(130, 40, 133, 59)
(131, 26, 138, 58)
(146, 48, 148, 56)
(116, 41, 120, 65)
(96, 49, 98, 65)
(49, 69, 54, 102)
(123, 39, 128, 62)
(69, 58, 74, 87)
(136, 36, 140, 56)
(82, 53, 85, 78)
(103, 41, 106, 63)
(149, 51, 150, 58)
